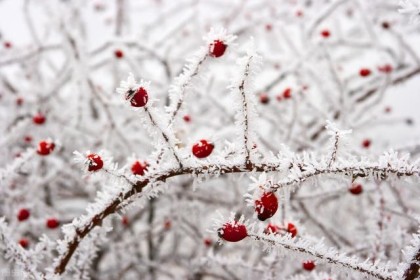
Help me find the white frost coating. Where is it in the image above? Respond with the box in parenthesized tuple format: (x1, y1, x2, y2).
(0, 218, 44, 280)
(394, 224, 420, 279)
(229, 38, 262, 164)
(399, 0, 420, 24)
(250, 229, 394, 280)
(0, 148, 35, 183)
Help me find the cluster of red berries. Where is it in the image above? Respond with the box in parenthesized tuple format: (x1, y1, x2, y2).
(358, 64, 393, 78)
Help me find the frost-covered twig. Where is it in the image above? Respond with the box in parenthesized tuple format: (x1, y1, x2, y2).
(249, 233, 394, 280)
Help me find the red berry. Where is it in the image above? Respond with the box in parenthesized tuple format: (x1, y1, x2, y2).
(19, 238, 29, 248)
(218, 221, 248, 242)
(122, 216, 129, 226)
(126, 87, 148, 107)
(209, 40, 227, 58)
(321, 29, 330, 38)
(164, 219, 171, 230)
(265, 24, 273, 31)
(46, 218, 60, 229)
(378, 64, 392, 74)
(24, 135, 33, 143)
(260, 93, 270, 104)
(287, 222, 298, 237)
(349, 183, 363, 195)
(204, 238, 212, 247)
(16, 97, 24, 106)
(385, 106, 391, 113)
(131, 160, 147, 176)
(362, 139, 371, 148)
(303, 260, 316, 271)
(4, 41, 12, 48)
(37, 140, 55, 156)
(264, 223, 281, 235)
(296, 10, 303, 17)
(183, 115, 191, 122)
(114, 49, 124, 59)
(32, 113, 46, 125)
(255, 192, 278, 221)
(283, 88, 292, 99)
(86, 153, 103, 172)
(359, 68, 371, 77)
(17, 208, 30, 221)
(192, 139, 214, 158)
(382, 21, 390, 29)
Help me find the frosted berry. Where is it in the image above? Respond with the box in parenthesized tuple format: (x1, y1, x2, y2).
(296, 10, 303, 17)
(19, 238, 29, 248)
(321, 29, 330, 38)
(114, 49, 124, 59)
(126, 87, 148, 107)
(86, 153, 103, 172)
(131, 160, 147, 176)
(349, 183, 363, 195)
(255, 192, 278, 221)
(37, 140, 55, 156)
(303, 260, 316, 271)
(287, 222, 298, 237)
(362, 139, 371, 148)
(4, 41, 12, 48)
(209, 40, 227, 58)
(359, 68, 371, 77)
(46, 218, 60, 229)
(192, 140, 214, 158)
(33, 113, 46, 125)
(264, 223, 281, 235)
(283, 88, 292, 99)
(385, 106, 391, 113)
(260, 93, 270, 104)
(218, 221, 248, 242)
(265, 24, 273, 31)
(17, 208, 30, 221)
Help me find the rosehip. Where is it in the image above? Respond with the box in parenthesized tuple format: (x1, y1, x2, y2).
(362, 139, 371, 148)
(192, 140, 214, 158)
(4, 42, 12, 48)
(46, 218, 60, 229)
(359, 68, 371, 77)
(17, 208, 30, 221)
(122, 216, 129, 226)
(19, 238, 29, 248)
(114, 49, 124, 59)
(204, 238, 212, 247)
(378, 64, 392, 73)
(303, 260, 316, 271)
(255, 192, 278, 221)
(32, 113, 46, 125)
(86, 153, 103, 172)
(183, 115, 191, 122)
(209, 40, 227, 58)
(126, 87, 148, 107)
(287, 222, 298, 237)
(37, 140, 55, 156)
(283, 88, 292, 99)
(16, 97, 24, 106)
(264, 223, 281, 235)
(321, 29, 330, 38)
(260, 93, 270, 104)
(131, 160, 147, 176)
(349, 183, 363, 195)
(218, 222, 248, 242)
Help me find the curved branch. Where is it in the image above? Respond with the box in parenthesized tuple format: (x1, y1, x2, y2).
(52, 156, 420, 275)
